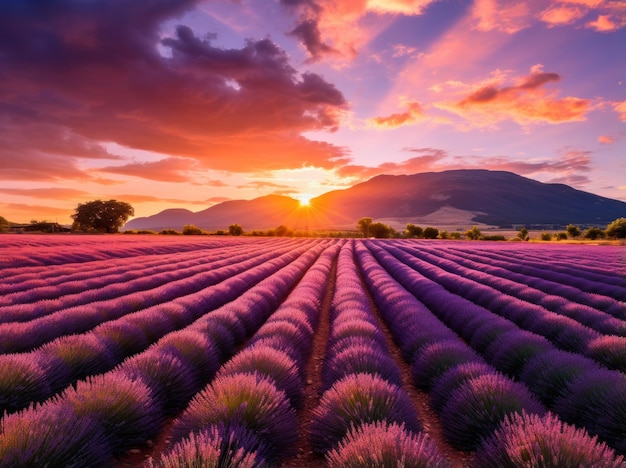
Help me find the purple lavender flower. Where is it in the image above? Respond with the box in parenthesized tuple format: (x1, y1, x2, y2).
(156, 329, 220, 385)
(310, 373, 421, 454)
(61, 370, 162, 455)
(326, 421, 451, 467)
(520, 349, 598, 407)
(322, 344, 403, 391)
(170, 371, 298, 462)
(153, 424, 264, 468)
(429, 362, 494, 414)
(473, 411, 625, 467)
(0, 401, 111, 467)
(119, 349, 199, 415)
(0, 353, 52, 415)
(217, 345, 304, 408)
(440, 373, 545, 451)
(412, 340, 483, 390)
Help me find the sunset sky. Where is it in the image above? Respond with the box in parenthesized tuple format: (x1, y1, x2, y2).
(1, 0, 624, 224)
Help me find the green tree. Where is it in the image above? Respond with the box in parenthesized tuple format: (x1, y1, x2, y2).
(0, 215, 10, 232)
(606, 217, 626, 239)
(183, 224, 203, 235)
(405, 224, 423, 238)
(566, 224, 581, 239)
(369, 222, 393, 238)
(465, 226, 482, 240)
(554, 232, 568, 241)
(228, 224, 243, 236)
(517, 227, 529, 241)
(540, 232, 552, 241)
(423, 227, 439, 239)
(583, 227, 605, 240)
(72, 200, 134, 233)
(357, 217, 373, 238)
(275, 225, 293, 237)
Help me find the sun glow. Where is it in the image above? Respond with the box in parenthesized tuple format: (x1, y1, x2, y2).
(297, 194, 312, 207)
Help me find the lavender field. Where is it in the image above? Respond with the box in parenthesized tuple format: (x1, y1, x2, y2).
(1, 234, 625, 467)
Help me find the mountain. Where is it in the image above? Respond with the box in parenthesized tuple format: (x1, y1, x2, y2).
(125, 195, 305, 231)
(123, 170, 626, 231)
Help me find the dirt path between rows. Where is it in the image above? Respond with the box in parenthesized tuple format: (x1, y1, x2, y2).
(356, 251, 473, 467)
(280, 255, 338, 467)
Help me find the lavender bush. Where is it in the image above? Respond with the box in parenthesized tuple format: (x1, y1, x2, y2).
(473, 411, 625, 467)
(326, 421, 451, 468)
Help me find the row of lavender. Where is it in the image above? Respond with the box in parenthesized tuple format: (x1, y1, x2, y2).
(0, 234, 263, 268)
(0, 239, 335, 465)
(1, 236, 624, 466)
(360, 240, 625, 463)
(0, 239, 323, 414)
(157, 239, 624, 466)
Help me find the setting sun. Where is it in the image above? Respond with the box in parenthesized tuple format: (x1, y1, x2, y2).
(297, 195, 312, 207)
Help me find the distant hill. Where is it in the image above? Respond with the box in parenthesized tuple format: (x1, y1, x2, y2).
(123, 170, 626, 231)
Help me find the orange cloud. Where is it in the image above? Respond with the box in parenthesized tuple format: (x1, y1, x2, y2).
(437, 66, 592, 127)
(0, 188, 90, 200)
(586, 14, 620, 31)
(368, 101, 424, 128)
(97, 158, 198, 182)
(539, 0, 626, 30)
(538, 6, 586, 26)
(0, 4, 349, 181)
(280, 0, 436, 60)
(0, 203, 73, 222)
(614, 101, 626, 121)
(598, 135, 614, 144)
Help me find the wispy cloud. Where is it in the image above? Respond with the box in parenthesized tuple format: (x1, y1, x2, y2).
(97, 158, 198, 182)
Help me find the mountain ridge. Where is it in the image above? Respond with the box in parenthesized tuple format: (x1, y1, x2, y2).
(123, 169, 626, 231)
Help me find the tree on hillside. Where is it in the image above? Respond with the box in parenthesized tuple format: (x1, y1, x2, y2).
(72, 200, 134, 233)
(465, 226, 482, 240)
(606, 218, 626, 239)
(423, 227, 439, 239)
(566, 224, 581, 239)
(228, 224, 243, 236)
(405, 224, 423, 238)
(357, 217, 373, 238)
(0, 215, 9, 232)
